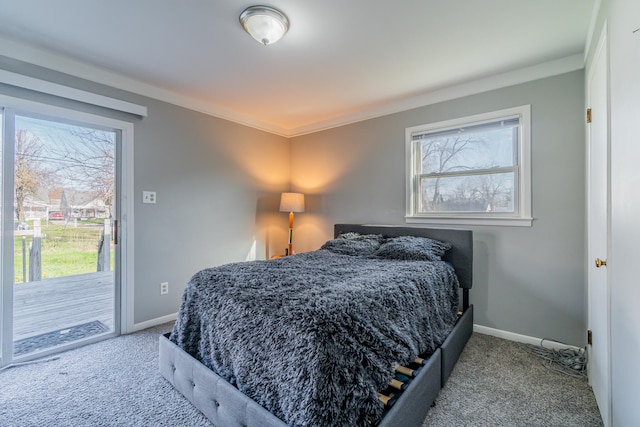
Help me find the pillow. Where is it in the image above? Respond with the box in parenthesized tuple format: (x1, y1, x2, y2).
(336, 232, 384, 243)
(374, 235, 452, 261)
(320, 233, 384, 257)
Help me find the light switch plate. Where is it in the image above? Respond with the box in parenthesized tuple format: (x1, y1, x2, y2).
(142, 191, 156, 204)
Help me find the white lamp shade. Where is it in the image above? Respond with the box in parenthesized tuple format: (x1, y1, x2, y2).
(240, 6, 289, 45)
(279, 192, 305, 213)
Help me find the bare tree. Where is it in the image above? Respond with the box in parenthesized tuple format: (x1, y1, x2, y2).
(419, 134, 515, 212)
(476, 173, 512, 212)
(420, 136, 473, 211)
(14, 129, 44, 222)
(41, 127, 115, 216)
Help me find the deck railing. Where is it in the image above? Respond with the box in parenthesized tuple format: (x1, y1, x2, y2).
(17, 218, 112, 283)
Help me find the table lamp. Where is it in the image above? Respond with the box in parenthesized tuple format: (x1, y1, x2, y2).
(279, 192, 305, 255)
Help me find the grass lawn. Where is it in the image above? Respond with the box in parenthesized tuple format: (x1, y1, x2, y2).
(14, 220, 114, 283)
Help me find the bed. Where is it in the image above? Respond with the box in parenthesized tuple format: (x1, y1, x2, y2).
(159, 224, 473, 427)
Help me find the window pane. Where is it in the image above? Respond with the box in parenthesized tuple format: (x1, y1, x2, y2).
(419, 172, 515, 213)
(419, 125, 516, 175)
(14, 114, 116, 278)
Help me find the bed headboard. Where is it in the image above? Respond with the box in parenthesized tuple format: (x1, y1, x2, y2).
(334, 224, 473, 307)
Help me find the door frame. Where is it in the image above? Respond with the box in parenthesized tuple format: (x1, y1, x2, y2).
(0, 95, 134, 367)
(586, 22, 612, 427)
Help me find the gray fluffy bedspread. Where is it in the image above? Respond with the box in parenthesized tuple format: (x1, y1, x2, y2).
(170, 250, 459, 427)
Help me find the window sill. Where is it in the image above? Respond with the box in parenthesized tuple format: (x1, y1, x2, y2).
(405, 215, 533, 227)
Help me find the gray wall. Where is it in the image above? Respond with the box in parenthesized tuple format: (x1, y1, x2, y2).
(0, 56, 291, 325)
(1, 56, 588, 346)
(130, 100, 290, 323)
(290, 71, 586, 346)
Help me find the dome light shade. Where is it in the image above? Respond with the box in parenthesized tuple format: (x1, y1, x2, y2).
(240, 6, 289, 46)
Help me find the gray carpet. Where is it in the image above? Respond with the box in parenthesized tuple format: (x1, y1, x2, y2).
(422, 333, 603, 426)
(0, 323, 602, 426)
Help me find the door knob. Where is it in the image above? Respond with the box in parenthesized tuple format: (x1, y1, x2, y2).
(595, 258, 607, 268)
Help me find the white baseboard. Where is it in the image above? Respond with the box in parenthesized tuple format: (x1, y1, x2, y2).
(128, 312, 178, 334)
(473, 324, 583, 352)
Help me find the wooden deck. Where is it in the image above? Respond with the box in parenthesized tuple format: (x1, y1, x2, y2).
(13, 271, 114, 341)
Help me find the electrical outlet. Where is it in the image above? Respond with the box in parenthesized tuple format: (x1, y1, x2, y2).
(143, 191, 156, 204)
(160, 282, 169, 295)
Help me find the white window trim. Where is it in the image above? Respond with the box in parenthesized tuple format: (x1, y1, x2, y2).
(405, 105, 532, 227)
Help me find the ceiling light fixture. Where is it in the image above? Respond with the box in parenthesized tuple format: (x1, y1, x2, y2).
(239, 5, 289, 46)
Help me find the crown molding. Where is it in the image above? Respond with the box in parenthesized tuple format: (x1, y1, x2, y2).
(286, 54, 585, 137)
(0, 36, 585, 138)
(0, 36, 289, 136)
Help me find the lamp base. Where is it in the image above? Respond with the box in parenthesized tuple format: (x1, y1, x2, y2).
(287, 214, 294, 256)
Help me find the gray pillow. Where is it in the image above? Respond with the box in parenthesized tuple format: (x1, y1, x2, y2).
(320, 233, 384, 256)
(375, 235, 452, 261)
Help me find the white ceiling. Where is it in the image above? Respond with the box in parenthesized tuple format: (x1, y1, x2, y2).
(0, 0, 596, 136)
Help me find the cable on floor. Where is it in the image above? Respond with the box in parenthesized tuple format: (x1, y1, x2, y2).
(0, 356, 60, 372)
(521, 338, 587, 379)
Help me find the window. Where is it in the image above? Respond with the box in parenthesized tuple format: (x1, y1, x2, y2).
(405, 105, 532, 226)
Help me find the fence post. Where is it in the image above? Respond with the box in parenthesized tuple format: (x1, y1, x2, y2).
(97, 218, 111, 271)
(29, 219, 42, 282)
(22, 236, 27, 282)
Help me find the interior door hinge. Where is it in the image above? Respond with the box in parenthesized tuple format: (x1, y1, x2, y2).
(586, 108, 592, 123)
(588, 329, 593, 346)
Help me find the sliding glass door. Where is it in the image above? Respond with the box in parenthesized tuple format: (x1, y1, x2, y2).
(1, 101, 124, 367)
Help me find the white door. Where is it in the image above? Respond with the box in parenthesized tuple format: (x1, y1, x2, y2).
(586, 29, 610, 426)
(0, 99, 129, 368)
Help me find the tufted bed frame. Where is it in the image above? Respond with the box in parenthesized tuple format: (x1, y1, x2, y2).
(159, 224, 473, 427)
